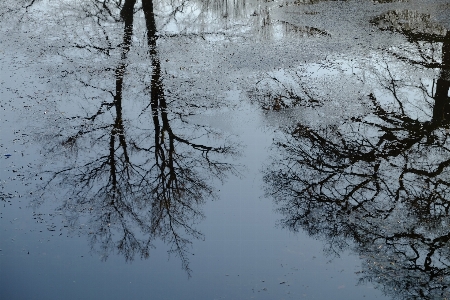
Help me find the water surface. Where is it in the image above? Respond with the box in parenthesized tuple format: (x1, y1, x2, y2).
(1, 0, 450, 299)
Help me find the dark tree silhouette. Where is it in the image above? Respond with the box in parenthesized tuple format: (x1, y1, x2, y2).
(31, 0, 240, 276)
(264, 12, 450, 300)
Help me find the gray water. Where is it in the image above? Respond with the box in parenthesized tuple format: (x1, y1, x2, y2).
(1, 0, 450, 299)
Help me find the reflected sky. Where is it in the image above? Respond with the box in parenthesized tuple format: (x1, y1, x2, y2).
(1, 0, 449, 299)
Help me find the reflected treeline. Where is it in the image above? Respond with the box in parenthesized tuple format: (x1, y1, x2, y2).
(1, 0, 335, 44)
(264, 11, 450, 300)
(26, 0, 240, 275)
(150, 0, 331, 39)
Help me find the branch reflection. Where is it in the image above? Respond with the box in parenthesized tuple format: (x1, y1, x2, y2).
(35, 0, 240, 275)
(264, 12, 450, 300)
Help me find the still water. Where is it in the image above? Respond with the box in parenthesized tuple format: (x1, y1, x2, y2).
(1, 0, 449, 299)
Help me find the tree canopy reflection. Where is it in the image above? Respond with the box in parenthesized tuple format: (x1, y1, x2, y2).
(264, 11, 450, 300)
(23, 0, 241, 275)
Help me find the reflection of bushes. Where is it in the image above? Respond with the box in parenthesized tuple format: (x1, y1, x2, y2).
(370, 10, 447, 41)
(249, 69, 324, 110)
(371, 0, 407, 3)
(293, 0, 348, 5)
(278, 20, 330, 36)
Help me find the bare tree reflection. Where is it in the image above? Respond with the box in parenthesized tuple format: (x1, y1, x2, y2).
(264, 14, 450, 300)
(34, 0, 239, 275)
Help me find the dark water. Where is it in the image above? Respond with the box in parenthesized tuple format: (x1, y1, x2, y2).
(1, 0, 450, 299)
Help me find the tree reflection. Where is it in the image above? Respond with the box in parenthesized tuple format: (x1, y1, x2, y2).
(264, 13, 450, 300)
(30, 0, 240, 275)
(2, 0, 327, 278)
